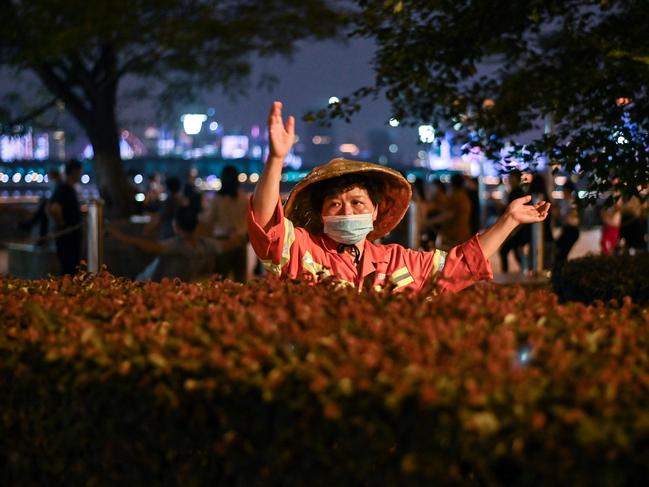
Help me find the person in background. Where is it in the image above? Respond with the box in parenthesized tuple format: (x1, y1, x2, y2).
(19, 169, 61, 243)
(248, 101, 550, 295)
(411, 178, 432, 250)
(498, 170, 529, 273)
(421, 179, 448, 250)
(184, 168, 203, 216)
(143, 173, 162, 213)
(201, 165, 250, 282)
(528, 172, 555, 269)
(600, 196, 622, 256)
(620, 195, 647, 254)
(429, 173, 472, 250)
(47, 159, 83, 275)
(144, 176, 188, 239)
(553, 180, 580, 269)
(107, 206, 220, 282)
(465, 176, 481, 235)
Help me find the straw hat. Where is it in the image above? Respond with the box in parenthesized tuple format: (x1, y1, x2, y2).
(284, 158, 412, 241)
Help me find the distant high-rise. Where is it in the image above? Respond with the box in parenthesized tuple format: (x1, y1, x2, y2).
(302, 116, 336, 167)
(367, 128, 397, 165)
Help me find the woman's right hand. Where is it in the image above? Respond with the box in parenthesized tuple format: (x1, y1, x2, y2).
(268, 101, 295, 160)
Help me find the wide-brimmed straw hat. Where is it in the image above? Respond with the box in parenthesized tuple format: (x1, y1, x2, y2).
(284, 158, 412, 241)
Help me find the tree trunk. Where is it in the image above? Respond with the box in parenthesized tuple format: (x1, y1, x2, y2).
(85, 83, 135, 219)
(32, 56, 136, 218)
(89, 131, 135, 219)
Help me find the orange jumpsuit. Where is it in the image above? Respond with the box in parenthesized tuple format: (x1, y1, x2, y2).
(248, 199, 493, 294)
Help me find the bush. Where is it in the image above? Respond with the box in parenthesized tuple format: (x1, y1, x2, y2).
(553, 252, 649, 305)
(1, 271, 649, 485)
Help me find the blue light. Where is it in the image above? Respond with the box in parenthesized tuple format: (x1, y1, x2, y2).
(517, 346, 532, 366)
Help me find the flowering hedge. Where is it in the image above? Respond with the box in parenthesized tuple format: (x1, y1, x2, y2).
(552, 252, 649, 305)
(1, 271, 649, 485)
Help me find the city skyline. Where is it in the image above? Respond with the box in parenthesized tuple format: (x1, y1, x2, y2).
(1, 38, 424, 165)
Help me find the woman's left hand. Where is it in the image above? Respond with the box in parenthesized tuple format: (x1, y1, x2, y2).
(505, 195, 551, 224)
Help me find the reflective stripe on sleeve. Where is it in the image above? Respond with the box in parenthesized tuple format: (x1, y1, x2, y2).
(390, 266, 415, 289)
(302, 251, 330, 278)
(281, 218, 296, 267)
(261, 218, 295, 277)
(432, 249, 447, 276)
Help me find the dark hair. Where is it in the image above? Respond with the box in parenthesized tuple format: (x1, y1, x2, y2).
(220, 165, 239, 198)
(174, 206, 198, 233)
(64, 159, 82, 176)
(508, 169, 522, 180)
(309, 173, 384, 215)
(165, 176, 181, 193)
(412, 178, 426, 200)
(563, 180, 576, 193)
(450, 173, 465, 189)
(529, 173, 548, 197)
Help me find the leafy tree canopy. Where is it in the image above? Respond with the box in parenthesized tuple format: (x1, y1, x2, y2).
(0, 0, 349, 215)
(310, 0, 649, 203)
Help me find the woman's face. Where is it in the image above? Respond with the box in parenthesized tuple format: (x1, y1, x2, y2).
(321, 185, 378, 221)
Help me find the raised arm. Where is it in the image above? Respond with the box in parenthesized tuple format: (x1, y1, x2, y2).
(252, 101, 295, 231)
(478, 195, 551, 259)
(106, 226, 164, 254)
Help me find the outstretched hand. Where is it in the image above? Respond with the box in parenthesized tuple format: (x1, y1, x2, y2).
(506, 195, 551, 224)
(268, 101, 295, 160)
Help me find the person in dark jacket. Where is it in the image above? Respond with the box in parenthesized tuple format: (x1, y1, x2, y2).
(47, 159, 83, 275)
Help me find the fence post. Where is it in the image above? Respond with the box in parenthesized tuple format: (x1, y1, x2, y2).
(87, 200, 104, 273)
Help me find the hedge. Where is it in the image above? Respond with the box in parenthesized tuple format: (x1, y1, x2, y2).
(1, 271, 649, 485)
(553, 252, 649, 305)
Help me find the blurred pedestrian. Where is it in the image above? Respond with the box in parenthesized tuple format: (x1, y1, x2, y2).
(107, 206, 220, 282)
(145, 176, 188, 239)
(465, 176, 481, 234)
(19, 169, 60, 243)
(411, 178, 432, 249)
(528, 172, 555, 269)
(553, 180, 580, 269)
(600, 197, 622, 256)
(421, 179, 448, 249)
(143, 173, 162, 213)
(498, 170, 529, 273)
(184, 167, 203, 215)
(47, 159, 83, 275)
(620, 195, 647, 253)
(201, 165, 249, 282)
(429, 173, 472, 249)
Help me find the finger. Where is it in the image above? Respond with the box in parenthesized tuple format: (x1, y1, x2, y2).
(268, 101, 282, 124)
(286, 115, 295, 135)
(516, 195, 532, 205)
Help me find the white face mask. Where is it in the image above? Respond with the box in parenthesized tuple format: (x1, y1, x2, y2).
(323, 213, 374, 244)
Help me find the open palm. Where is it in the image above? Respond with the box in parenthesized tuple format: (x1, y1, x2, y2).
(507, 195, 551, 224)
(268, 101, 295, 160)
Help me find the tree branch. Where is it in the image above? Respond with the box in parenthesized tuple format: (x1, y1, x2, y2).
(1, 98, 58, 128)
(33, 63, 93, 129)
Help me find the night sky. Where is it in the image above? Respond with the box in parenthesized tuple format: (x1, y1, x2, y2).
(1, 38, 422, 163)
